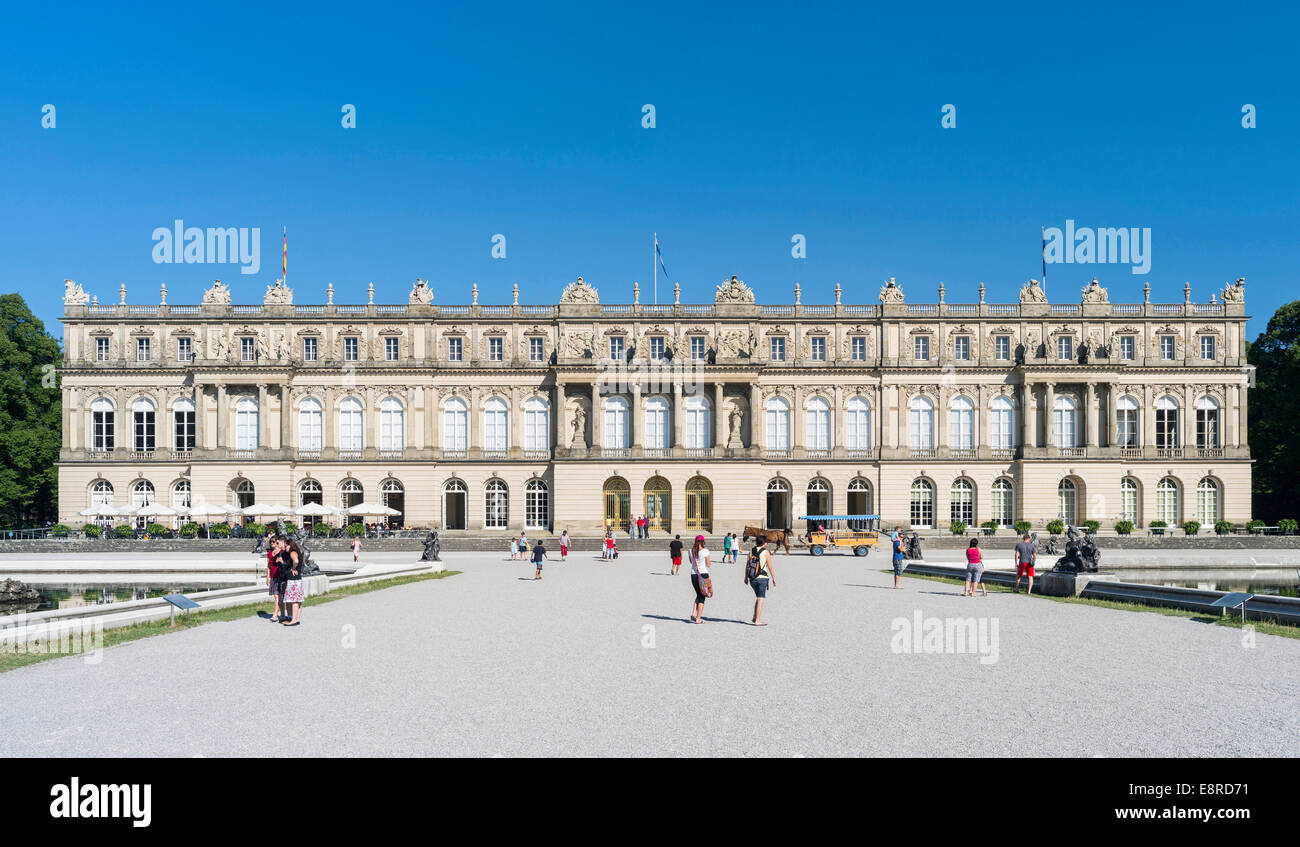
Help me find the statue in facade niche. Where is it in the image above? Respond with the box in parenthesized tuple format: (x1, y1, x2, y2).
(275, 331, 293, 361)
(569, 405, 588, 448)
(1019, 279, 1048, 303)
(63, 279, 89, 305)
(203, 280, 232, 305)
(727, 406, 744, 447)
(215, 334, 231, 361)
(878, 277, 905, 304)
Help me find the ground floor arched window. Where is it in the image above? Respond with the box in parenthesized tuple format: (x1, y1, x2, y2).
(1058, 479, 1078, 525)
(644, 476, 671, 532)
(485, 479, 509, 529)
(1156, 478, 1179, 525)
(910, 478, 934, 528)
(991, 478, 1013, 527)
(950, 478, 974, 525)
(1121, 478, 1139, 522)
(525, 479, 549, 530)
(381, 478, 405, 528)
(443, 479, 467, 530)
(686, 476, 713, 533)
(1196, 477, 1219, 525)
(603, 476, 631, 532)
(847, 478, 873, 529)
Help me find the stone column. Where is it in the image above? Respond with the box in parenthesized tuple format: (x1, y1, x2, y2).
(510, 385, 523, 455)
(712, 381, 725, 449)
(1021, 382, 1034, 449)
(216, 384, 227, 449)
(1142, 384, 1155, 450)
(672, 382, 685, 449)
(470, 386, 481, 454)
(1182, 384, 1194, 449)
(364, 386, 376, 450)
(896, 385, 907, 449)
(1044, 382, 1056, 448)
(631, 382, 643, 449)
(974, 385, 985, 450)
(749, 383, 762, 450)
(1086, 382, 1098, 448)
(257, 383, 269, 449)
(553, 381, 565, 452)
(193, 383, 205, 451)
(427, 387, 440, 451)
(832, 385, 844, 451)
(1226, 384, 1238, 448)
(590, 382, 600, 449)
(1238, 383, 1248, 448)
(882, 384, 895, 449)
(323, 389, 336, 451)
(1107, 384, 1117, 447)
(936, 388, 948, 450)
(280, 384, 292, 450)
(792, 385, 805, 451)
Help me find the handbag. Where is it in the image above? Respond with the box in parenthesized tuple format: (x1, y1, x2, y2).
(700, 574, 713, 598)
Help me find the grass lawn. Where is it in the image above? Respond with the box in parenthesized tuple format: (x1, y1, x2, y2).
(0, 570, 460, 674)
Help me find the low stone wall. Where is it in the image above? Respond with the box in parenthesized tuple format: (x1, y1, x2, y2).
(914, 535, 1300, 550)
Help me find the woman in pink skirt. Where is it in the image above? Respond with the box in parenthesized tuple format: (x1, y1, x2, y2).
(281, 537, 306, 625)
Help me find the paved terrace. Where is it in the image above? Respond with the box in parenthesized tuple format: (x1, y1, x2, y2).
(1, 550, 1297, 757)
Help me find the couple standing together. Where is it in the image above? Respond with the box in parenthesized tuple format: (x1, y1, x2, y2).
(675, 535, 776, 626)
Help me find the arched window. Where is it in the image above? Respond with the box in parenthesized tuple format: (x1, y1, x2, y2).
(603, 476, 632, 532)
(171, 479, 191, 510)
(805, 397, 830, 451)
(846, 396, 871, 451)
(132, 479, 155, 507)
(950, 478, 974, 524)
(1156, 477, 1179, 524)
(644, 396, 670, 450)
(991, 478, 1014, 527)
(380, 478, 405, 527)
(379, 397, 404, 451)
(847, 478, 873, 528)
(298, 398, 323, 451)
(1196, 396, 1220, 449)
(91, 397, 115, 451)
(1116, 396, 1139, 448)
(298, 478, 323, 506)
(90, 479, 114, 509)
(443, 477, 468, 531)
(132, 397, 156, 452)
(1155, 396, 1180, 449)
(910, 478, 934, 528)
(908, 396, 934, 450)
(989, 396, 1015, 450)
(806, 477, 831, 518)
(338, 397, 363, 451)
(1196, 477, 1220, 524)
(764, 397, 790, 451)
(1058, 478, 1078, 524)
(234, 479, 255, 509)
(523, 397, 549, 451)
(485, 479, 509, 529)
(172, 397, 195, 452)
(604, 397, 630, 449)
(686, 476, 713, 532)
(482, 397, 508, 451)
(525, 479, 550, 529)
(1121, 478, 1139, 522)
(235, 398, 259, 450)
(339, 478, 364, 511)
(948, 396, 974, 450)
(442, 398, 468, 452)
(1053, 396, 1077, 448)
(684, 395, 711, 449)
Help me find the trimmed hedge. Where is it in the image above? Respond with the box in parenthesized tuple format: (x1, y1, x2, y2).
(1046, 519, 1066, 535)
(1115, 520, 1135, 535)
(949, 521, 967, 535)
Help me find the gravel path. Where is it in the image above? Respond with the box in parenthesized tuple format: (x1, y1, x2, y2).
(2, 550, 1297, 757)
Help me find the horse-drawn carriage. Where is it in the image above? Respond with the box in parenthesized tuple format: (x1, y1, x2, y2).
(797, 514, 881, 557)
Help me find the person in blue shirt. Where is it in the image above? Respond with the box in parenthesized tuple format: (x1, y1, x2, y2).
(890, 527, 905, 589)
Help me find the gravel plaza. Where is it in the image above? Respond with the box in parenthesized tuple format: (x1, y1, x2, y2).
(1, 549, 1297, 757)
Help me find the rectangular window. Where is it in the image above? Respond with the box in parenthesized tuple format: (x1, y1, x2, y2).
(343, 337, 358, 362)
(1160, 335, 1176, 360)
(913, 336, 930, 361)
(530, 337, 544, 362)
(770, 337, 786, 362)
(1057, 336, 1073, 361)
(134, 410, 155, 452)
(488, 337, 503, 361)
(447, 337, 463, 362)
(649, 336, 665, 361)
(303, 337, 318, 362)
(851, 336, 866, 361)
(1197, 407, 1219, 448)
(810, 337, 826, 361)
(994, 336, 1010, 361)
(242, 337, 256, 362)
(177, 337, 192, 363)
(174, 410, 195, 451)
(92, 410, 114, 451)
(690, 336, 706, 361)
(1117, 410, 1138, 448)
(96, 337, 110, 362)
(385, 337, 399, 361)
(136, 338, 151, 362)
(1156, 408, 1179, 448)
(954, 336, 970, 361)
(1200, 336, 1215, 360)
(1119, 336, 1135, 360)
(609, 336, 625, 361)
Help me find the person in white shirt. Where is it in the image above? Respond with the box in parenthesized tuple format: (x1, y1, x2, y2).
(688, 535, 711, 624)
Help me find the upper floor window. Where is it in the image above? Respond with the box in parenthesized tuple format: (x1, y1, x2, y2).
(483, 397, 508, 450)
(1155, 396, 1180, 448)
(913, 336, 930, 361)
(132, 397, 156, 452)
(343, 337, 359, 362)
(177, 337, 192, 363)
(173, 398, 195, 452)
(994, 336, 1010, 361)
(764, 397, 790, 451)
(379, 398, 404, 450)
(989, 396, 1015, 450)
(1200, 335, 1216, 360)
(442, 398, 468, 451)
(690, 336, 706, 361)
(609, 336, 625, 361)
(604, 397, 630, 449)
(91, 398, 115, 451)
(954, 336, 970, 361)
(488, 336, 504, 362)
(529, 337, 545, 362)
(684, 395, 711, 449)
(809, 337, 827, 362)
(644, 396, 669, 449)
(524, 397, 549, 451)
(447, 336, 463, 362)
(1053, 396, 1077, 448)
(298, 398, 323, 451)
(136, 337, 151, 362)
(948, 396, 974, 449)
(303, 337, 318, 362)
(770, 337, 786, 362)
(851, 336, 867, 361)
(1119, 335, 1135, 360)
(805, 397, 830, 451)
(845, 396, 871, 451)
(1116, 396, 1139, 448)
(648, 336, 666, 361)
(1160, 335, 1176, 360)
(1196, 396, 1220, 449)
(234, 398, 259, 450)
(96, 337, 110, 362)
(908, 396, 934, 450)
(385, 337, 400, 361)
(241, 337, 256, 362)
(338, 397, 363, 450)
(1056, 336, 1074, 361)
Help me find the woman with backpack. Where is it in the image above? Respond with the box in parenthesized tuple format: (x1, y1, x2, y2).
(688, 534, 712, 624)
(745, 537, 776, 626)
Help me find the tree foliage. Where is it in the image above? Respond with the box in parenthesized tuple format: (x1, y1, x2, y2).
(1248, 301, 1300, 521)
(0, 294, 61, 526)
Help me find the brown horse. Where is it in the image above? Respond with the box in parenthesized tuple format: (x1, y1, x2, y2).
(742, 525, 792, 555)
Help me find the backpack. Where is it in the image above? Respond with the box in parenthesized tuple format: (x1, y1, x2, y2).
(745, 547, 761, 581)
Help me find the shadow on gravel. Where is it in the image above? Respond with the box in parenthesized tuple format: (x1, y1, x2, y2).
(640, 613, 754, 626)
(843, 583, 893, 589)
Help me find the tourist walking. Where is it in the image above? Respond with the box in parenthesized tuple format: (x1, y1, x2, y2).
(688, 534, 712, 623)
(891, 527, 905, 589)
(1014, 532, 1036, 595)
(281, 536, 305, 626)
(559, 529, 570, 561)
(745, 536, 776, 625)
(351, 534, 362, 563)
(509, 535, 519, 561)
(669, 534, 683, 575)
(531, 539, 548, 580)
(722, 532, 732, 563)
(963, 538, 986, 597)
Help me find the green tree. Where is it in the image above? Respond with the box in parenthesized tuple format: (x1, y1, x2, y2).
(0, 294, 61, 526)
(1248, 301, 1300, 521)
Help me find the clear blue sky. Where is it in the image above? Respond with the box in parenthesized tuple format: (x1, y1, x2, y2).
(1, 1, 1295, 340)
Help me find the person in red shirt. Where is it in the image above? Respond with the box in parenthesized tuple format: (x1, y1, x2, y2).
(963, 538, 986, 597)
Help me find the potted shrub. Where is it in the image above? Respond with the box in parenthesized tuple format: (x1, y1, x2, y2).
(1149, 520, 1168, 536)
(949, 520, 968, 535)
(347, 522, 365, 537)
(980, 520, 998, 535)
(1183, 520, 1201, 536)
(1246, 519, 1265, 535)
(81, 523, 101, 538)
(180, 522, 200, 538)
(1278, 518, 1298, 535)
(283, 521, 299, 537)
(1115, 519, 1134, 535)
(1214, 519, 1235, 535)
(113, 523, 134, 538)
(1082, 519, 1101, 534)
(1013, 520, 1032, 535)
(1046, 519, 1065, 535)
(145, 522, 168, 538)
(210, 521, 231, 538)
(49, 523, 71, 538)
(245, 521, 266, 537)
(313, 522, 332, 537)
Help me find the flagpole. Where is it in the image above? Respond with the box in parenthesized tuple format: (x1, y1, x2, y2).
(653, 232, 658, 305)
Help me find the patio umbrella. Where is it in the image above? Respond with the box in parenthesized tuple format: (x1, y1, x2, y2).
(344, 502, 399, 517)
(294, 502, 335, 516)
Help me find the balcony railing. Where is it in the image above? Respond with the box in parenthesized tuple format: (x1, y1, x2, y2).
(909, 448, 937, 459)
(1156, 447, 1184, 459)
(522, 449, 551, 460)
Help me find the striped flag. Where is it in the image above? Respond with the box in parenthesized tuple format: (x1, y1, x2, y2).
(282, 227, 288, 281)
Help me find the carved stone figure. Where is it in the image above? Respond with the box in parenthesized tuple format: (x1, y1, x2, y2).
(1222, 277, 1245, 303)
(409, 278, 434, 305)
(264, 279, 293, 305)
(275, 331, 293, 361)
(715, 275, 755, 305)
(562, 330, 593, 358)
(1053, 525, 1101, 573)
(718, 329, 752, 359)
(256, 332, 270, 360)
(569, 404, 588, 448)
(1019, 279, 1048, 303)
(215, 334, 231, 361)
(727, 406, 744, 447)
(560, 276, 600, 304)
(203, 280, 232, 305)
(63, 279, 89, 305)
(1081, 277, 1109, 303)
(421, 531, 441, 562)
(878, 277, 905, 304)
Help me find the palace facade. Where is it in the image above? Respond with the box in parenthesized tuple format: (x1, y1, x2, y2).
(56, 274, 1253, 535)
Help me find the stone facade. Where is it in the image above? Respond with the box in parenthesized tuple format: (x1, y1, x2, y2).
(57, 276, 1253, 534)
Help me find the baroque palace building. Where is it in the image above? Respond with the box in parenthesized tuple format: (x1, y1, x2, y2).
(56, 273, 1252, 535)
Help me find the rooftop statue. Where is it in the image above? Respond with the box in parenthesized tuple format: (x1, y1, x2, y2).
(1081, 277, 1109, 303)
(878, 277, 905, 304)
(63, 279, 89, 306)
(560, 276, 600, 304)
(715, 275, 755, 304)
(1019, 278, 1048, 304)
(409, 278, 434, 305)
(202, 279, 231, 305)
(264, 279, 293, 305)
(1222, 277, 1245, 303)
